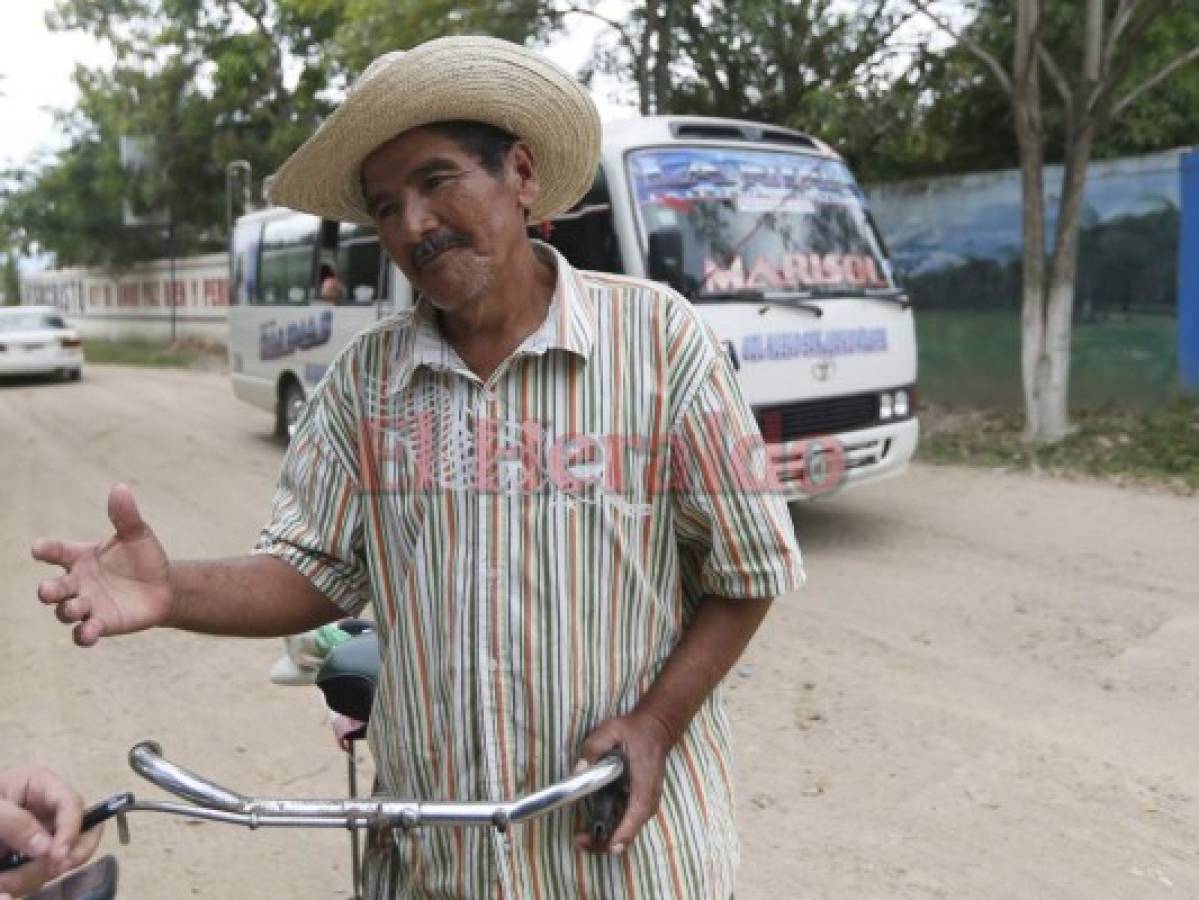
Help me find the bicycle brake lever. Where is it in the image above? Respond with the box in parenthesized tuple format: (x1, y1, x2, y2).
(584, 750, 629, 846)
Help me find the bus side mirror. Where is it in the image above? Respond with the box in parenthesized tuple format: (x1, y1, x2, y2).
(647, 229, 685, 294)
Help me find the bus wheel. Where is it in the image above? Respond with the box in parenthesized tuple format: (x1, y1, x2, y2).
(277, 379, 307, 441)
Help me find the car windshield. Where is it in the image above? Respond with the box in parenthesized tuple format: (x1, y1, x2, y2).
(626, 146, 896, 298)
(0, 312, 66, 332)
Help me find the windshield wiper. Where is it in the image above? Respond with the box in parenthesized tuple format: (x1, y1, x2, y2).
(755, 285, 913, 309)
(695, 288, 824, 317)
(855, 287, 912, 309)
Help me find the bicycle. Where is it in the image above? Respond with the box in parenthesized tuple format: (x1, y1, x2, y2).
(15, 629, 629, 900)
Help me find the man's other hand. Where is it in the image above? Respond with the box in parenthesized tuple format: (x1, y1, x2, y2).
(0, 767, 102, 899)
(31, 483, 173, 647)
(574, 711, 673, 855)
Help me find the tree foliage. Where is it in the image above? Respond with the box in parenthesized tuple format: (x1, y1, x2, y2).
(902, 0, 1199, 177)
(5, 0, 1199, 273)
(669, 2, 917, 146)
(556, 0, 933, 179)
(1, 0, 341, 267)
(289, 0, 550, 77)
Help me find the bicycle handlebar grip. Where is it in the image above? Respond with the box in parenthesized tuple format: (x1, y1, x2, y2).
(584, 750, 630, 846)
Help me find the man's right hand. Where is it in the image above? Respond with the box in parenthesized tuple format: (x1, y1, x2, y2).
(32, 484, 173, 648)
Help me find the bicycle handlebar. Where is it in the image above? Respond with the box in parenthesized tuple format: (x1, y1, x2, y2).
(127, 741, 627, 832)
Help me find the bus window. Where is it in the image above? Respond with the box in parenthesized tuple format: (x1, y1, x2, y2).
(230, 240, 251, 306)
(536, 168, 622, 273)
(337, 223, 383, 303)
(259, 214, 320, 305)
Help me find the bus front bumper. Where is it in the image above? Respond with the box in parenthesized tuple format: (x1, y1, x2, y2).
(768, 417, 920, 501)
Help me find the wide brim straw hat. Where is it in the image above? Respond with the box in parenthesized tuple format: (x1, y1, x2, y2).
(267, 35, 601, 226)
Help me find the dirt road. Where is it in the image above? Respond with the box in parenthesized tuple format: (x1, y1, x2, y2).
(2, 365, 1196, 899)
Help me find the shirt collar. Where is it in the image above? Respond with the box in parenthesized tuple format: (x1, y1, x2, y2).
(403, 241, 596, 379)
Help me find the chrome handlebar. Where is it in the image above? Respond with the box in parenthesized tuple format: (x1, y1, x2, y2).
(126, 741, 626, 832)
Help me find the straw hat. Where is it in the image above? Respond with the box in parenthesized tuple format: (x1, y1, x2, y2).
(267, 36, 601, 225)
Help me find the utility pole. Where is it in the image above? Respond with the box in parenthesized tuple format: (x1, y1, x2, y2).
(226, 160, 253, 234)
(167, 209, 177, 343)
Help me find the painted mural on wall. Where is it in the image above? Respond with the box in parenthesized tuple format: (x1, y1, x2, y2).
(866, 149, 1182, 318)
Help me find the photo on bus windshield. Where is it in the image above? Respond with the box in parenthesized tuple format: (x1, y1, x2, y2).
(626, 147, 895, 297)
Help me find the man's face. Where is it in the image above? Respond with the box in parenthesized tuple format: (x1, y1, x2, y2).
(360, 126, 539, 313)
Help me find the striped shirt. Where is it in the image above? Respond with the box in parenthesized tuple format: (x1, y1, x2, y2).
(255, 244, 805, 899)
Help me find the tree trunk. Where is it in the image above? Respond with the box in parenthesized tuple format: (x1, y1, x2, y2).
(651, 0, 674, 113)
(1030, 124, 1095, 442)
(1013, 0, 1050, 441)
(636, 0, 656, 115)
(1016, 0, 1105, 441)
(1035, 279, 1074, 439)
(1017, 141, 1049, 442)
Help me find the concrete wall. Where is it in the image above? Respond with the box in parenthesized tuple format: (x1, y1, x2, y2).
(20, 253, 229, 347)
(865, 148, 1189, 409)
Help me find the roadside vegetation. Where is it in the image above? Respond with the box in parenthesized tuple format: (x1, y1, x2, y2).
(82, 338, 225, 370)
(918, 398, 1199, 493)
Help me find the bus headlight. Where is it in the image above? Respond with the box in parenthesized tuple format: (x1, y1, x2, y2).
(893, 389, 910, 418)
(879, 392, 894, 420)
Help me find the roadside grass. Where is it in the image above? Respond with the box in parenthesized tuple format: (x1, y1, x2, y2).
(83, 338, 226, 370)
(918, 397, 1199, 493)
(916, 310, 1177, 411)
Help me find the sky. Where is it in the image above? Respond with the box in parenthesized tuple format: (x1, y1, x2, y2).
(0, 0, 112, 170)
(0, 1, 637, 172)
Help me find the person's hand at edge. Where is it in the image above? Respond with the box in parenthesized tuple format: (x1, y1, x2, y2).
(0, 768, 102, 899)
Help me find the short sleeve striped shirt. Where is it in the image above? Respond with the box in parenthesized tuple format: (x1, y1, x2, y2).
(255, 244, 805, 899)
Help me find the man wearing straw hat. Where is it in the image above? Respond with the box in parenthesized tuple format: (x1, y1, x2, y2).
(33, 36, 804, 898)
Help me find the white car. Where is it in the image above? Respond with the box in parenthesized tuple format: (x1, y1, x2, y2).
(0, 305, 84, 381)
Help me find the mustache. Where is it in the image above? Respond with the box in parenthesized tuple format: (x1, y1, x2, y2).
(412, 232, 470, 270)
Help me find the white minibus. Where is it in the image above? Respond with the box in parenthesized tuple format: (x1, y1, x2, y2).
(228, 116, 918, 496)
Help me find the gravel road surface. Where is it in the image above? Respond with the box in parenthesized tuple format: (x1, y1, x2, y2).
(2, 365, 1196, 898)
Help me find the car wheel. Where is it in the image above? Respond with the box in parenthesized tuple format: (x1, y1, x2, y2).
(277, 379, 307, 441)
(70, 368, 83, 381)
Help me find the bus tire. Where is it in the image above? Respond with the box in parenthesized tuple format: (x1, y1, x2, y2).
(276, 378, 307, 441)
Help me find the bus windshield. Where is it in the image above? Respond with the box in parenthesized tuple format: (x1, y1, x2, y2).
(626, 147, 895, 298)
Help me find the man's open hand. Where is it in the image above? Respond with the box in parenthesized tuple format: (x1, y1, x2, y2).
(574, 711, 673, 855)
(32, 483, 173, 647)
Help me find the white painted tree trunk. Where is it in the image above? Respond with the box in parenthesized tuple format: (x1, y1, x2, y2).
(1020, 274, 1048, 439)
(1031, 278, 1075, 441)
(1022, 247, 1082, 444)
(1023, 121, 1095, 443)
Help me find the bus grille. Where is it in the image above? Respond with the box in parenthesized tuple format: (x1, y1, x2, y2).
(753, 393, 880, 442)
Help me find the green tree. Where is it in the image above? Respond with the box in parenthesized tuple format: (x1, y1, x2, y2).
(285, 0, 551, 77)
(896, 1, 1199, 177)
(547, 0, 677, 115)
(0, 252, 18, 306)
(12, 0, 565, 267)
(5, 0, 342, 267)
(912, 0, 1199, 442)
(549, 0, 928, 176)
